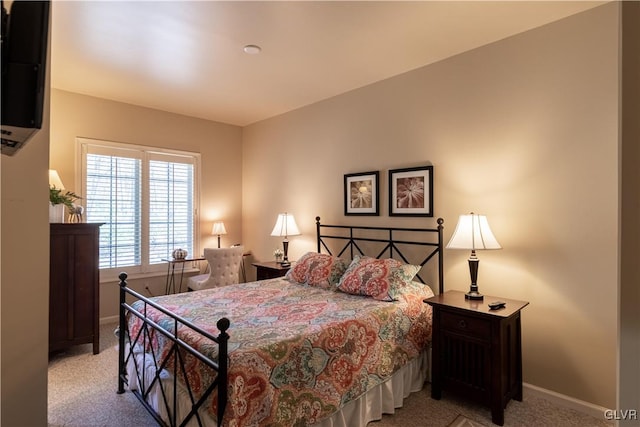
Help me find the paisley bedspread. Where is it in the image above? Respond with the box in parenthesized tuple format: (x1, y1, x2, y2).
(127, 277, 434, 427)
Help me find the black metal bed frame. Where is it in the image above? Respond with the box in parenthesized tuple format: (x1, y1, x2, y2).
(316, 216, 445, 294)
(117, 272, 229, 427)
(117, 216, 444, 427)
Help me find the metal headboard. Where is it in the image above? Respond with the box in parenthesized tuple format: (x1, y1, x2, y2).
(315, 216, 444, 294)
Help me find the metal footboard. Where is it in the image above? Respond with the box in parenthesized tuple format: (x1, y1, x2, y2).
(117, 272, 229, 427)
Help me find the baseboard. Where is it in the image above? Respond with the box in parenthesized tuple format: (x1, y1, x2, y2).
(524, 382, 611, 421)
(100, 315, 119, 325)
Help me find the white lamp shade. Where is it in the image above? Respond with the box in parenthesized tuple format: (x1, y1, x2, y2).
(270, 213, 300, 237)
(446, 213, 501, 250)
(211, 221, 227, 235)
(49, 170, 65, 190)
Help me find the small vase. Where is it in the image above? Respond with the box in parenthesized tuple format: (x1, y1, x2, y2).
(49, 204, 65, 223)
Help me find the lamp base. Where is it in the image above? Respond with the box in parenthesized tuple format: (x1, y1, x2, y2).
(465, 290, 484, 300)
(465, 255, 483, 300)
(280, 239, 291, 268)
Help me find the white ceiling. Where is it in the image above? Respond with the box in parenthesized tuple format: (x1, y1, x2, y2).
(51, 1, 606, 127)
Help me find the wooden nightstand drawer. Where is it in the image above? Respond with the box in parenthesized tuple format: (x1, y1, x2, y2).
(252, 261, 290, 280)
(441, 311, 491, 340)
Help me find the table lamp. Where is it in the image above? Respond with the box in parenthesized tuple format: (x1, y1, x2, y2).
(270, 212, 300, 268)
(446, 212, 501, 300)
(49, 169, 65, 189)
(211, 221, 227, 248)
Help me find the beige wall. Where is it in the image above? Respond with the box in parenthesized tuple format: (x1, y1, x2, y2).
(0, 129, 50, 427)
(1, 14, 51, 426)
(50, 89, 244, 318)
(243, 4, 619, 409)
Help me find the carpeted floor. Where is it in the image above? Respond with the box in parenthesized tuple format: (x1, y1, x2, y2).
(447, 414, 487, 427)
(48, 322, 613, 427)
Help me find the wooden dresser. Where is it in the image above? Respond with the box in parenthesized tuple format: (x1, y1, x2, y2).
(49, 223, 102, 354)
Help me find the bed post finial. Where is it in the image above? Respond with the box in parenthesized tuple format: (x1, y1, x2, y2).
(217, 317, 230, 333)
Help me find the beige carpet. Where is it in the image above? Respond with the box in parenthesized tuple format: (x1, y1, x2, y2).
(49, 322, 613, 427)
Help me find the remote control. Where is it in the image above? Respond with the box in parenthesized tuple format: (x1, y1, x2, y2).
(488, 301, 506, 310)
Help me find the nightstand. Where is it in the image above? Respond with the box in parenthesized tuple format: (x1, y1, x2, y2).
(252, 261, 290, 280)
(424, 290, 529, 426)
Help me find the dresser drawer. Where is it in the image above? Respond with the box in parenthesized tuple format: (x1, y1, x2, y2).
(440, 310, 491, 340)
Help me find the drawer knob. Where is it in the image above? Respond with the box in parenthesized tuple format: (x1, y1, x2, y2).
(458, 319, 467, 328)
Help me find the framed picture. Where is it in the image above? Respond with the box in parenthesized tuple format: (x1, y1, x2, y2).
(344, 171, 379, 216)
(389, 165, 433, 217)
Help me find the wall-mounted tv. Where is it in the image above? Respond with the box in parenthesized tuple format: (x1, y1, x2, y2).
(1, 0, 50, 156)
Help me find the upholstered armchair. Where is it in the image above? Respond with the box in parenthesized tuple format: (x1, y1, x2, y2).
(187, 246, 245, 291)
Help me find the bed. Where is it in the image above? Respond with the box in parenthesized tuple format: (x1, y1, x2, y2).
(117, 217, 444, 427)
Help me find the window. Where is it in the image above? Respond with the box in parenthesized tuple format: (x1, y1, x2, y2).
(79, 138, 200, 278)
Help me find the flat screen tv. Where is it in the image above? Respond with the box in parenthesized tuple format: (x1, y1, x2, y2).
(1, 0, 50, 156)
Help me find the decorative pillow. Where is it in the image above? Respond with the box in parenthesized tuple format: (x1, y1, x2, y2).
(285, 252, 350, 290)
(337, 256, 421, 301)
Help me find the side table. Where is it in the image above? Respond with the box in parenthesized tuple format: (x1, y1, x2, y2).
(162, 257, 205, 294)
(252, 261, 290, 280)
(424, 290, 529, 426)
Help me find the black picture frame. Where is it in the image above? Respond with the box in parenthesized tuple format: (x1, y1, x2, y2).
(344, 171, 379, 216)
(389, 165, 433, 217)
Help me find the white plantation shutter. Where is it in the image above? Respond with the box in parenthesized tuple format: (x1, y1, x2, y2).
(80, 139, 199, 277)
(148, 155, 195, 264)
(86, 153, 141, 269)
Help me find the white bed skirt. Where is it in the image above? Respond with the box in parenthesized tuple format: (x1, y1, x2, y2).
(315, 348, 430, 427)
(127, 346, 430, 426)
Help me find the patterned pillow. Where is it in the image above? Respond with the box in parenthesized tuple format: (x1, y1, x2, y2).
(337, 256, 421, 301)
(285, 252, 350, 290)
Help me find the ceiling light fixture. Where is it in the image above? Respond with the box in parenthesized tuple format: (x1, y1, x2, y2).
(243, 44, 261, 55)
